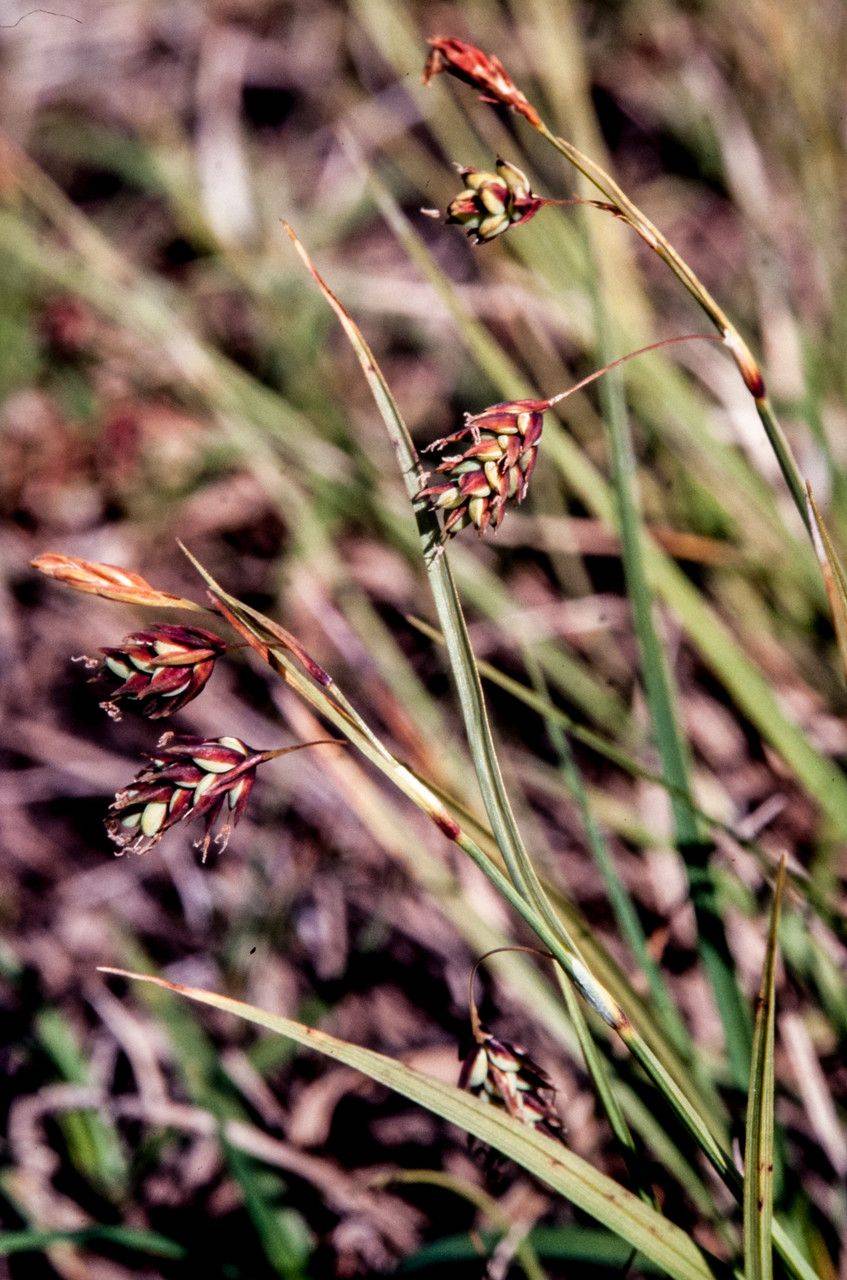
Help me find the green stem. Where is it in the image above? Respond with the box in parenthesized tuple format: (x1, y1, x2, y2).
(588, 262, 752, 1089)
(523, 648, 691, 1060)
(534, 121, 811, 537)
(754, 396, 809, 528)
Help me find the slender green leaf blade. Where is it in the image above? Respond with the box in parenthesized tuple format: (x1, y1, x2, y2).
(0, 1226, 185, 1260)
(100, 968, 716, 1280)
(744, 858, 786, 1280)
(806, 483, 847, 682)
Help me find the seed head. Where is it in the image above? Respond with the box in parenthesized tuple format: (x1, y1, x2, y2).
(95, 624, 226, 719)
(106, 733, 262, 860)
(423, 36, 541, 128)
(446, 160, 544, 244)
(459, 1022, 564, 1145)
(419, 399, 547, 540)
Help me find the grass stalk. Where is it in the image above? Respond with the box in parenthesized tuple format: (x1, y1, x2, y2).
(522, 648, 691, 1059)
(585, 261, 752, 1087)
(531, 124, 810, 533)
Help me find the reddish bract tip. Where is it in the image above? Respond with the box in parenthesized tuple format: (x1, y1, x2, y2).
(32, 553, 198, 610)
(423, 36, 541, 128)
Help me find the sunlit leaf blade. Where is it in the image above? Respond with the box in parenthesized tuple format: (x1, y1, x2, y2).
(744, 858, 786, 1280)
(99, 967, 717, 1280)
(178, 536, 817, 1280)
(806, 484, 847, 682)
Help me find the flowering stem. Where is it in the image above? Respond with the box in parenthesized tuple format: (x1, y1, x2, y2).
(468, 945, 553, 1038)
(544, 333, 723, 410)
(533, 120, 812, 534)
(257, 740, 346, 763)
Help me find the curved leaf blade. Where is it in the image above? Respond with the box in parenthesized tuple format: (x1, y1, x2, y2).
(99, 967, 716, 1280)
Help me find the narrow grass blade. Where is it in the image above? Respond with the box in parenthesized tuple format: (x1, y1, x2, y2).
(382, 1170, 547, 1280)
(806, 483, 847, 681)
(34, 1008, 127, 1198)
(744, 859, 787, 1280)
(0, 1226, 185, 1260)
(600, 324, 752, 1089)
(523, 646, 691, 1061)
(402, 1225, 660, 1273)
(99, 968, 718, 1280)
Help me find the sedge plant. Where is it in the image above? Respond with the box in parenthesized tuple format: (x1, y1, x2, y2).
(31, 28, 847, 1280)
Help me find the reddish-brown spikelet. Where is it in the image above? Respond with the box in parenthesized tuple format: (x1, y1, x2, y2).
(92, 623, 227, 720)
(106, 733, 262, 860)
(418, 399, 548, 541)
(423, 36, 541, 128)
(458, 1022, 564, 1149)
(445, 160, 545, 244)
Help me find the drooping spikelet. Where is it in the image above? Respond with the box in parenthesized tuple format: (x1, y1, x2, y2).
(459, 1022, 564, 1145)
(91, 623, 226, 719)
(419, 398, 548, 540)
(106, 733, 261, 860)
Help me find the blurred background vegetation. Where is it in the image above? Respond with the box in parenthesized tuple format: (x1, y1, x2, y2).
(1, 1, 846, 1276)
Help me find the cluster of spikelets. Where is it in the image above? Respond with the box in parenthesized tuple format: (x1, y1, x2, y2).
(420, 399, 547, 538)
(25, 552, 336, 864)
(445, 160, 545, 244)
(459, 1021, 564, 1149)
(79, 622, 280, 860)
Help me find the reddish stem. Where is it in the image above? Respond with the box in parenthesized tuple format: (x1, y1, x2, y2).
(545, 333, 724, 409)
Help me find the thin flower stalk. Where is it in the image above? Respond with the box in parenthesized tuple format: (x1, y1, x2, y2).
(419, 333, 720, 542)
(459, 947, 564, 1153)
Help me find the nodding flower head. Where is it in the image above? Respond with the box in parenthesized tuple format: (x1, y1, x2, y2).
(106, 733, 262, 860)
(459, 1022, 564, 1144)
(91, 624, 227, 720)
(418, 398, 547, 540)
(423, 36, 541, 128)
(446, 160, 544, 244)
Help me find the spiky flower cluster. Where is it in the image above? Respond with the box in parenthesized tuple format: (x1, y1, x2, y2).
(446, 160, 544, 244)
(459, 1022, 564, 1143)
(93, 623, 226, 719)
(107, 733, 261, 860)
(419, 399, 547, 539)
(33, 554, 343, 860)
